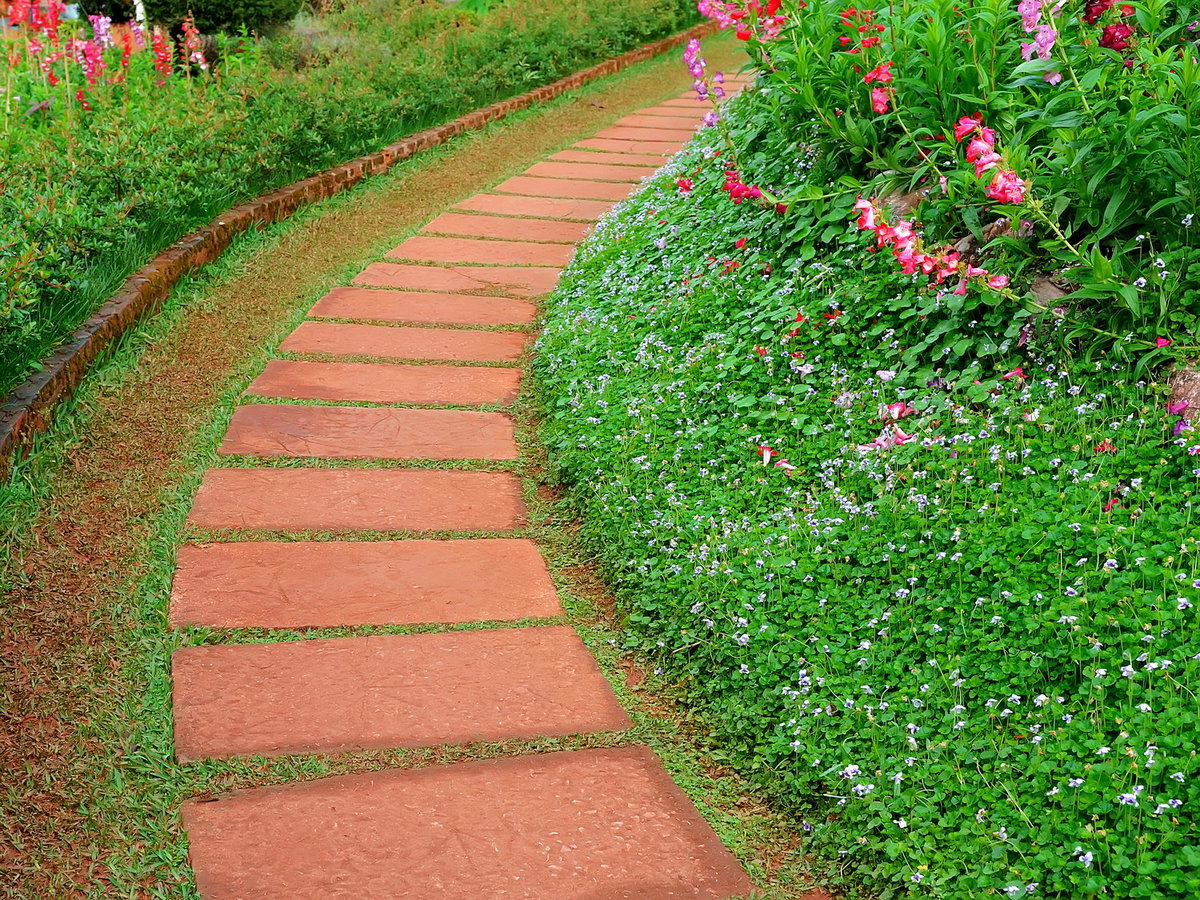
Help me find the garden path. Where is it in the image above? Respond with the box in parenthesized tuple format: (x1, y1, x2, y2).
(171, 83, 758, 897)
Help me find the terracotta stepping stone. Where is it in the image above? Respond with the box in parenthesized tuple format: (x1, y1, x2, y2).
(422, 212, 587, 244)
(309, 286, 535, 326)
(658, 97, 708, 108)
(596, 126, 699, 144)
(248, 360, 521, 406)
(170, 538, 560, 628)
(525, 160, 657, 183)
(576, 137, 685, 155)
(355, 261, 561, 297)
(387, 235, 572, 267)
(552, 148, 671, 167)
(219, 405, 518, 461)
(453, 193, 614, 220)
(281, 322, 527, 363)
(187, 468, 524, 532)
(638, 106, 710, 120)
(182, 746, 753, 898)
(612, 115, 698, 135)
(494, 175, 633, 201)
(172, 627, 630, 760)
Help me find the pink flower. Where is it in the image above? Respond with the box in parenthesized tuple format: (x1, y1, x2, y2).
(1103, 497, 1121, 512)
(863, 61, 894, 84)
(1156, 337, 1173, 348)
(870, 86, 891, 113)
(1167, 400, 1190, 416)
(883, 401, 917, 420)
(757, 444, 774, 465)
(987, 274, 1010, 289)
(854, 197, 879, 230)
(986, 169, 1028, 204)
(1044, 71, 1063, 85)
(1002, 367, 1026, 380)
(971, 149, 1003, 178)
(893, 428, 915, 445)
(954, 114, 983, 141)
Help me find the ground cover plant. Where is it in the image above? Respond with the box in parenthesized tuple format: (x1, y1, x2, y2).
(534, 10, 1200, 896)
(0, 0, 698, 395)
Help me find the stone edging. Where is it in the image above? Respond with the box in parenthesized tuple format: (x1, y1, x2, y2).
(0, 20, 718, 479)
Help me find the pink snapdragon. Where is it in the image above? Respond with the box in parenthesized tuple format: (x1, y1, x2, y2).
(986, 169, 1029, 204)
(870, 86, 892, 113)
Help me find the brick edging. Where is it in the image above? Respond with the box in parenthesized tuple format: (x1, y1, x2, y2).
(0, 20, 718, 479)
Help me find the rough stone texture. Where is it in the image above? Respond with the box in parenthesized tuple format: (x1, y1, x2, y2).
(219, 405, 518, 461)
(422, 212, 588, 244)
(182, 746, 753, 898)
(551, 149, 673, 166)
(575, 137, 686, 155)
(386, 235, 573, 267)
(247, 360, 521, 406)
(172, 628, 631, 760)
(0, 21, 721, 478)
(309, 286, 537, 326)
(186, 468, 525, 532)
(355, 261, 561, 297)
(281, 322, 528, 363)
(525, 161, 658, 183)
(1169, 365, 1200, 413)
(453, 193, 614, 220)
(169, 538, 560, 628)
(494, 175, 634, 201)
(596, 126, 698, 143)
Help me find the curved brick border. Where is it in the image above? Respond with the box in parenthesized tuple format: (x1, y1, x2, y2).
(0, 21, 717, 479)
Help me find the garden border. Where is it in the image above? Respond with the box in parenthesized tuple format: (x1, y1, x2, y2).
(0, 20, 717, 480)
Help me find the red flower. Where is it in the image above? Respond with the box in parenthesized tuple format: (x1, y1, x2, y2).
(1002, 367, 1026, 380)
(1156, 337, 1173, 348)
(863, 61, 894, 84)
(1083, 0, 1113, 23)
(1099, 22, 1134, 49)
(1103, 497, 1121, 512)
(870, 86, 891, 113)
(1095, 439, 1117, 453)
(676, 178, 693, 193)
(954, 114, 983, 141)
(735, 237, 748, 248)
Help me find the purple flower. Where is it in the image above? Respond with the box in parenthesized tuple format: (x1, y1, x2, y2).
(1117, 792, 1139, 806)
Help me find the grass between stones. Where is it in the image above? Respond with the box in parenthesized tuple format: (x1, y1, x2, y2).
(0, 34, 827, 899)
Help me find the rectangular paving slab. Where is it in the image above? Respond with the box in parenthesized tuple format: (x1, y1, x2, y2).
(575, 137, 686, 155)
(454, 193, 614, 220)
(172, 627, 631, 760)
(638, 106, 710, 120)
(612, 115, 700, 135)
(281, 321, 528, 363)
(355, 261, 561, 297)
(494, 175, 634, 201)
(422, 212, 588, 244)
(219, 405, 518, 461)
(595, 126, 698, 144)
(182, 746, 752, 899)
(170, 538, 560, 628)
(247, 360, 521, 406)
(309, 286, 536, 326)
(387, 235, 573, 267)
(187, 468, 524, 532)
(551, 148, 673, 167)
(525, 161, 658, 183)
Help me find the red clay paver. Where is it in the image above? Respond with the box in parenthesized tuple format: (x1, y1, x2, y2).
(387, 235, 573, 267)
(576, 137, 686, 154)
(422, 212, 587, 244)
(247, 360, 521, 406)
(219, 405, 518, 461)
(494, 175, 634, 201)
(182, 746, 753, 898)
(661, 97, 709, 107)
(187, 468, 524, 532)
(169, 538, 560, 628)
(596, 126, 700, 143)
(612, 115, 699, 135)
(453, 193, 614, 220)
(281, 321, 528, 363)
(172, 627, 631, 760)
(355, 261, 561, 297)
(551, 148, 672, 167)
(525, 160, 658, 183)
(309, 286, 536, 326)
(638, 106, 711, 119)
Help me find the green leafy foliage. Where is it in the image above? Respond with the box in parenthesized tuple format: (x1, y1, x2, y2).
(536, 91, 1200, 898)
(141, 0, 305, 32)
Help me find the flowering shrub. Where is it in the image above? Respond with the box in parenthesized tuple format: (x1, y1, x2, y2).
(536, 87, 1200, 897)
(695, 0, 1200, 358)
(0, 0, 700, 394)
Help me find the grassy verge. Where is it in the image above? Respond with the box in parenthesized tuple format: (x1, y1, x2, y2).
(0, 36, 827, 899)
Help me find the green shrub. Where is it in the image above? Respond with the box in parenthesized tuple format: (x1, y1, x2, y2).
(142, 0, 305, 32)
(536, 86, 1200, 898)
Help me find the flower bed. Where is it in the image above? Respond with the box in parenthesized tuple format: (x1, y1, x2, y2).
(0, 0, 699, 394)
(534, 8, 1200, 895)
